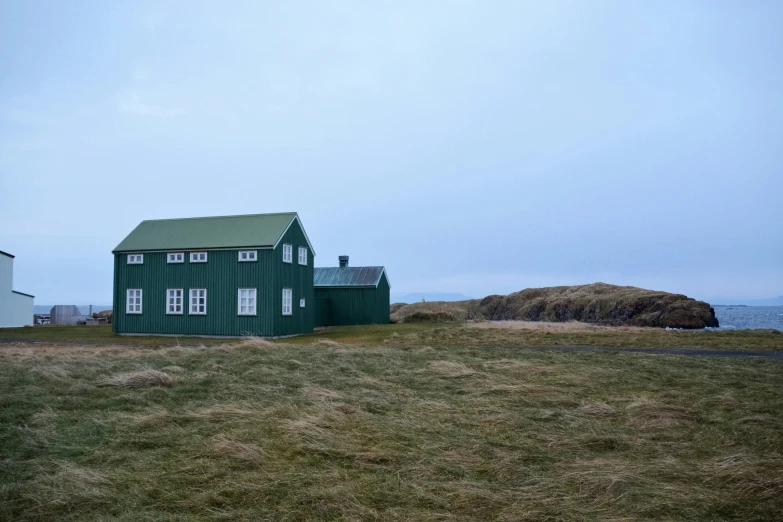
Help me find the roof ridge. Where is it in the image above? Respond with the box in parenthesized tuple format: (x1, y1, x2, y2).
(315, 266, 385, 269)
(141, 212, 297, 223)
(113, 212, 307, 253)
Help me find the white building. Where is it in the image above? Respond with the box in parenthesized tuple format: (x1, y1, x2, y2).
(0, 250, 34, 327)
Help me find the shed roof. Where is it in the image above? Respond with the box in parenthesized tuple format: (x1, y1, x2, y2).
(0, 250, 14, 258)
(314, 266, 387, 288)
(113, 212, 314, 253)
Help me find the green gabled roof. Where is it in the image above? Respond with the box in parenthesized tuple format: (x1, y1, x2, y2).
(113, 212, 312, 253)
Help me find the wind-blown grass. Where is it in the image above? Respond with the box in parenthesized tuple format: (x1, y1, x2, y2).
(1, 332, 781, 521)
(1, 322, 781, 352)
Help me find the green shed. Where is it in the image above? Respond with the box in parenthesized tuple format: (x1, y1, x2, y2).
(314, 257, 390, 326)
(112, 212, 315, 337)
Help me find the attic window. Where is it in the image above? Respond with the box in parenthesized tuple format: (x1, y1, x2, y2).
(282, 244, 292, 263)
(190, 252, 207, 263)
(298, 247, 307, 265)
(168, 253, 184, 263)
(239, 250, 257, 262)
(127, 254, 143, 264)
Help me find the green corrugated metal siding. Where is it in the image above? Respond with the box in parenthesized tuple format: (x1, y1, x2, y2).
(271, 218, 314, 336)
(314, 272, 390, 325)
(113, 218, 313, 337)
(314, 297, 331, 327)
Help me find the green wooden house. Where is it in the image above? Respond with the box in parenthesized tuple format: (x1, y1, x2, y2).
(314, 256, 390, 326)
(112, 213, 314, 337)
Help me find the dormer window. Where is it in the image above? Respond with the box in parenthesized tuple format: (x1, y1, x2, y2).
(127, 254, 143, 264)
(190, 252, 207, 263)
(282, 244, 292, 263)
(298, 247, 307, 265)
(167, 253, 184, 263)
(239, 250, 257, 262)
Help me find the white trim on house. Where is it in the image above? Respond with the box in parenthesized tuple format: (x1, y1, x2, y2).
(238, 250, 257, 262)
(127, 254, 143, 264)
(167, 253, 185, 263)
(273, 214, 316, 256)
(127, 289, 142, 314)
(282, 288, 292, 316)
(379, 267, 391, 288)
(282, 244, 292, 263)
(166, 289, 183, 315)
(190, 252, 207, 263)
(298, 246, 307, 265)
(238, 288, 257, 316)
(189, 288, 207, 315)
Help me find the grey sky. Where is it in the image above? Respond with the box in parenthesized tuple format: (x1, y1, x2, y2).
(1, 1, 781, 305)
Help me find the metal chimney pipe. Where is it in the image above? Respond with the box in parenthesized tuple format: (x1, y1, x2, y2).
(339, 255, 349, 268)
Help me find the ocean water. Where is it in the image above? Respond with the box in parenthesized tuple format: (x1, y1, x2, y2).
(713, 306, 783, 331)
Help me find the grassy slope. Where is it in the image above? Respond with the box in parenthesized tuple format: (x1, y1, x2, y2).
(0, 323, 781, 351)
(0, 333, 782, 521)
(295, 323, 783, 351)
(0, 325, 235, 345)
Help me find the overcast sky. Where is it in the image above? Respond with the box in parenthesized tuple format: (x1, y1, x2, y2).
(1, 1, 781, 305)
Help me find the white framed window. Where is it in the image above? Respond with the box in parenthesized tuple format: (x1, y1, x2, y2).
(298, 247, 307, 265)
(127, 254, 143, 264)
(166, 289, 183, 315)
(282, 244, 292, 263)
(126, 289, 142, 314)
(300, 298, 306, 308)
(282, 288, 292, 315)
(189, 288, 207, 315)
(238, 288, 257, 315)
(238, 250, 257, 262)
(167, 252, 184, 263)
(190, 252, 207, 263)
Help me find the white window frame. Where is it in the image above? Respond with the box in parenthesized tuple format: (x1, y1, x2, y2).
(282, 288, 292, 316)
(300, 298, 306, 308)
(167, 252, 184, 264)
(282, 244, 292, 263)
(166, 288, 183, 315)
(190, 252, 208, 263)
(189, 288, 207, 315)
(298, 247, 307, 265)
(126, 289, 142, 314)
(238, 288, 257, 316)
(238, 250, 257, 262)
(127, 254, 143, 264)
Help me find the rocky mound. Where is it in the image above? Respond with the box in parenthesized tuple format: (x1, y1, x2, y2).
(391, 283, 719, 329)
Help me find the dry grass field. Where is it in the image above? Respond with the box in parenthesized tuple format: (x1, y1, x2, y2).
(0, 324, 782, 521)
